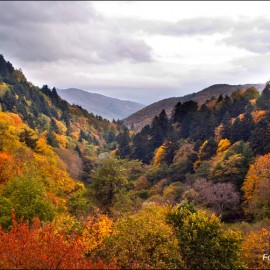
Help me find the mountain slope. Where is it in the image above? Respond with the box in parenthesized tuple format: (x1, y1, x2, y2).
(57, 88, 145, 121)
(0, 55, 119, 149)
(123, 83, 265, 130)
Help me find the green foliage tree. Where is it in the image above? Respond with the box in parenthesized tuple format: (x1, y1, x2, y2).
(243, 86, 260, 100)
(67, 183, 90, 218)
(47, 129, 59, 147)
(0, 174, 56, 229)
(19, 126, 39, 150)
(90, 158, 129, 214)
(167, 203, 245, 269)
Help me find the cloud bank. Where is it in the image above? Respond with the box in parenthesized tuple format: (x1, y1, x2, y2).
(0, 1, 269, 104)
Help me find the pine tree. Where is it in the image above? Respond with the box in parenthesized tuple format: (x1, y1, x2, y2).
(172, 101, 197, 124)
(249, 118, 270, 154)
(117, 127, 131, 158)
(257, 81, 270, 110)
(231, 113, 253, 143)
(219, 111, 232, 139)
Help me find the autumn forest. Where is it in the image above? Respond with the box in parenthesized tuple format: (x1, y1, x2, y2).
(1, 54, 270, 269)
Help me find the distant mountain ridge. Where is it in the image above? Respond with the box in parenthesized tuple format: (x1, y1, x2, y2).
(123, 83, 265, 131)
(57, 88, 145, 121)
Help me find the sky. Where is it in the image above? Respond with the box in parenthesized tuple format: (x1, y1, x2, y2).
(0, 1, 270, 105)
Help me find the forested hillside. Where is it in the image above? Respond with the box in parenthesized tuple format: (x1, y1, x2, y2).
(0, 55, 270, 269)
(123, 83, 265, 131)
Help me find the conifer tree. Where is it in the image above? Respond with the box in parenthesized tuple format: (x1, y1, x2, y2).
(117, 127, 131, 158)
(257, 81, 270, 110)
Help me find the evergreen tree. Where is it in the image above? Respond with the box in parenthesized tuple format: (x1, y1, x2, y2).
(189, 104, 216, 141)
(132, 125, 152, 164)
(231, 96, 249, 118)
(47, 129, 59, 147)
(172, 100, 198, 124)
(117, 127, 131, 158)
(231, 113, 253, 143)
(147, 110, 171, 157)
(249, 118, 270, 154)
(220, 111, 232, 139)
(257, 81, 270, 110)
(215, 96, 232, 123)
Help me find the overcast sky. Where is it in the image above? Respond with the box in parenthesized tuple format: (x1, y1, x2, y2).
(1, 1, 270, 104)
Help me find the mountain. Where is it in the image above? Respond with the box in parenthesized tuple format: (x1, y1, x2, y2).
(0, 54, 120, 149)
(123, 83, 265, 131)
(57, 88, 145, 121)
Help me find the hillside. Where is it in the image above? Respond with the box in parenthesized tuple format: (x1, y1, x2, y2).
(0, 54, 121, 184)
(123, 83, 265, 130)
(58, 88, 145, 121)
(0, 55, 118, 147)
(1, 55, 270, 269)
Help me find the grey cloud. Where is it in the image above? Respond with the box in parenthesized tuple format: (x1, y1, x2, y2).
(117, 16, 270, 54)
(223, 19, 270, 54)
(0, 2, 98, 25)
(0, 2, 152, 64)
(117, 17, 231, 36)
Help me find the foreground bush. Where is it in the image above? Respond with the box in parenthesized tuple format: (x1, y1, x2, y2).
(167, 203, 246, 269)
(102, 204, 183, 269)
(0, 213, 115, 269)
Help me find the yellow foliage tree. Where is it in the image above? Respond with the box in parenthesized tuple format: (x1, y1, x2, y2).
(82, 210, 113, 254)
(54, 119, 67, 135)
(153, 144, 167, 168)
(0, 112, 23, 152)
(0, 112, 78, 214)
(153, 141, 173, 168)
(54, 133, 67, 149)
(217, 138, 231, 155)
(102, 204, 183, 269)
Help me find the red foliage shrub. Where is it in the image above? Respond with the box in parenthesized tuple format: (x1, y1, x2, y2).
(0, 212, 116, 269)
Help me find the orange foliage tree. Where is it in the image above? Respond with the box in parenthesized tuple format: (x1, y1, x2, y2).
(0, 152, 19, 184)
(0, 213, 115, 269)
(242, 153, 270, 219)
(242, 227, 270, 269)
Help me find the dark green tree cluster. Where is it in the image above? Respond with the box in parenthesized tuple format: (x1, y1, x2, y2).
(130, 84, 270, 164)
(132, 110, 171, 163)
